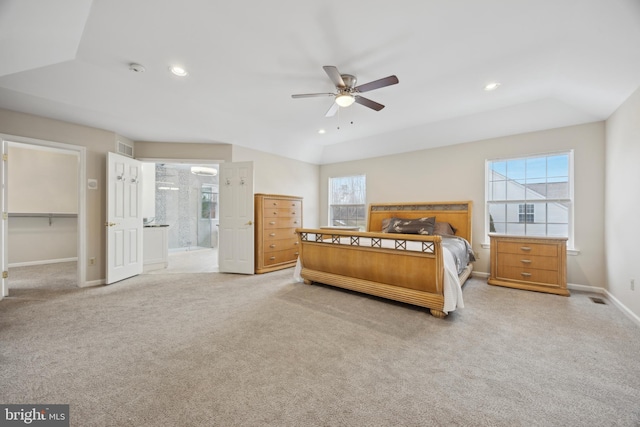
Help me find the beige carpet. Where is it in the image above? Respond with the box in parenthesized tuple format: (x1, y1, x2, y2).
(1, 269, 639, 426)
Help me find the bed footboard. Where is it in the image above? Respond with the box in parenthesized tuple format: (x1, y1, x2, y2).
(296, 229, 448, 316)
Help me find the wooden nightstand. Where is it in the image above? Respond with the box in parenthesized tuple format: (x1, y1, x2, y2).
(488, 234, 569, 296)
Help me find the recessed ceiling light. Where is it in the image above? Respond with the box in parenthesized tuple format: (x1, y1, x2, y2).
(169, 65, 188, 77)
(318, 129, 326, 134)
(484, 82, 501, 91)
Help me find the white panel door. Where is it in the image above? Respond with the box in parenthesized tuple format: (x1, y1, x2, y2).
(106, 152, 143, 284)
(218, 162, 254, 274)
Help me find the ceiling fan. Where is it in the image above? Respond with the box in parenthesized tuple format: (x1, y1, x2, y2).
(291, 65, 399, 117)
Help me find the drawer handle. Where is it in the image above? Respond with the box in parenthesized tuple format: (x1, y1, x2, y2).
(273, 202, 277, 206)
(520, 259, 532, 264)
(269, 221, 276, 225)
(520, 246, 531, 251)
(294, 241, 299, 245)
(293, 221, 298, 224)
(291, 211, 296, 215)
(269, 233, 276, 237)
(521, 272, 532, 277)
(269, 244, 276, 248)
(269, 256, 276, 260)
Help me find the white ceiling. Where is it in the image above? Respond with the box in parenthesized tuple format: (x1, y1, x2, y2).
(1, 0, 639, 164)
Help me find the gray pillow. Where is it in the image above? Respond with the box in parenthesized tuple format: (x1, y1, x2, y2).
(433, 221, 457, 236)
(384, 217, 436, 235)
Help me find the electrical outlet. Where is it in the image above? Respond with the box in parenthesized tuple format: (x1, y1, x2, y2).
(631, 279, 635, 291)
(89, 257, 96, 266)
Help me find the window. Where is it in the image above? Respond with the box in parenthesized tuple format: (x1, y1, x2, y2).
(329, 175, 366, 229)
(201, 186, 218, 219)
(518, 203, 534, 223)
(486, 151, 573, 242)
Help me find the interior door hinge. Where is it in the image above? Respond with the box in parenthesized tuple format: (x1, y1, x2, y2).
(2, 153, 7, 161)
(2, 271, 7, 279)
(2, 212, 7, 220)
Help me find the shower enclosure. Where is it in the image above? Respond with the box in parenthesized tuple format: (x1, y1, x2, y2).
(154, 163, 219, 251)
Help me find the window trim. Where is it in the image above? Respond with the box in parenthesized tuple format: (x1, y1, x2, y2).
(484, 150, 575, 250)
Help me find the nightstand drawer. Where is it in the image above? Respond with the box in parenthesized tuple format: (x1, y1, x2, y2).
(497, 265, 561, 285)
(498, 253, 558, 271)
(497, 241, 558, 257)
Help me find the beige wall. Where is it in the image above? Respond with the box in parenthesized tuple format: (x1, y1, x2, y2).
(134, 141, 232, 162)
(7, 144, 79, 264)
(232, 145, 320, 228)
(320, 122, 606, 288)
(0, 108, 116, 282)
(605, 86, 640, 319)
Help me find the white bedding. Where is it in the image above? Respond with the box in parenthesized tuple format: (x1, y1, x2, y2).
(293, 235, 465, 314)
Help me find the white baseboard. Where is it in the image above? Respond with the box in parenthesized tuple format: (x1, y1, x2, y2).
(9, 258, 78, 268)
(602, 290, 640, 328)
(80, 279, 104, 288)
(471, 271, 489, 279)
(472, 273, 640, 328)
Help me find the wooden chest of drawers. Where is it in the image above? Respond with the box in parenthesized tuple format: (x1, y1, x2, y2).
(488, 234, 569, 296)
(255, 194, 302, 274)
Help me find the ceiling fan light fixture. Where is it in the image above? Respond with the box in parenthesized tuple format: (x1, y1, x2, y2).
(335, 93, 355, 107)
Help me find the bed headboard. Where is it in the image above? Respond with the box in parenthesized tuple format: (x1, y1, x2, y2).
(366, 201, 473, 244)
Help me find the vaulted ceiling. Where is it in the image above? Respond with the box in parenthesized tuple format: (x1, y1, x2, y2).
(1, 0, 639, 164)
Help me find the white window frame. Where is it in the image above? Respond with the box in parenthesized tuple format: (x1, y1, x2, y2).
(484, 150, 575, 249)
(328, 174, 367, 230)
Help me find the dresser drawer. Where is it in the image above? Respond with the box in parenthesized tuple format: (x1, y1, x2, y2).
(264, 198, 302, 210)
(263, 237, 300, 253)
(263, 207, 301, 218)
(497, 241, 558, 257)
(498, 253, 558, 271)
(263, 217, 301, 229)
(497, 265, 561, 286)
(263, 247, 300, 266)
(264, 228, 297, 241)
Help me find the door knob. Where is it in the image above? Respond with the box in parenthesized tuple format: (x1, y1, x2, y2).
(105, 222, 117, 227)
(245, 221, 253, 226)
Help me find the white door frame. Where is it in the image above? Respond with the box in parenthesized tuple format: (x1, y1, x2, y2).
(0, 134, 86, 298)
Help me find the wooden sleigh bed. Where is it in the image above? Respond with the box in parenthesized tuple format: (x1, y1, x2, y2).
(294, 201, 474, 318)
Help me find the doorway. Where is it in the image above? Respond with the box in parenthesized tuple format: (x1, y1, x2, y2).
(144, 162, 220, 273)
(1, 135, 86, 296)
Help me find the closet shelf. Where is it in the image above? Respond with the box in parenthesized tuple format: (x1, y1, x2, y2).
(8, 212, 77, 226)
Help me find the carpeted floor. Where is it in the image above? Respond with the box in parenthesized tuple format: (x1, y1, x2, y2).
(1, 269, 639, 426)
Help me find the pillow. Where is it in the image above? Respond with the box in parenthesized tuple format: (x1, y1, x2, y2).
(384, 217, 436, 235)
(433, 221, 457, 236)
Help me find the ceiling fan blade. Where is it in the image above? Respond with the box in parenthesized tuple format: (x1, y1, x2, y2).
(291, 93, 335, 99)
(354, 96, 385, 111)
(323, 66, 346, 88)
(354, 75, 399, 93)
(325, 102, 339, 117)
